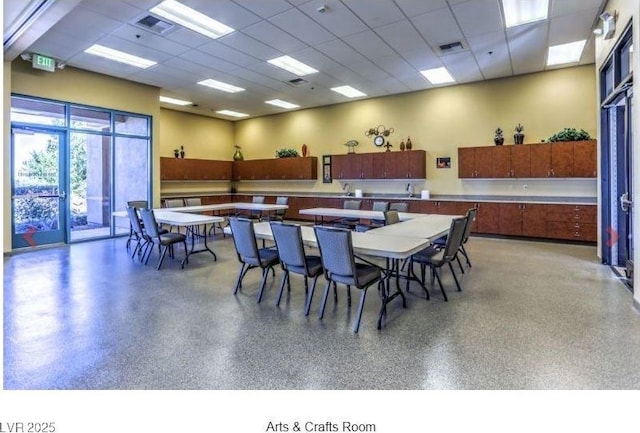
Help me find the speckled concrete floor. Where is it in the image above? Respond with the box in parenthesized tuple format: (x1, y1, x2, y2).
(4, 233, 640, 390)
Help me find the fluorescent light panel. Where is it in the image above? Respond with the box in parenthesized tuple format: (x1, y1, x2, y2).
(265, 99, 299, 109)
(150, 0, 234, 39)
(502, 0, 549, 28)
(216, 110, 249, 118)
(547, 40, 586, 66)
(197, 79, 245, 93)
(267, 55, 318, 76)
(84, 44, 156, 69)
(330, 86, 366, 98)
(420, 67, 455, 84)
(160, 96, 192, 106)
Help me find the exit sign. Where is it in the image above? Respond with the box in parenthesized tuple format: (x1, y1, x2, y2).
(32, 53, 56, 72)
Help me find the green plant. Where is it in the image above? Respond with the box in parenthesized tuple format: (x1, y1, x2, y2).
(547, 128, 591, 142)
(275, 148, 299, 158)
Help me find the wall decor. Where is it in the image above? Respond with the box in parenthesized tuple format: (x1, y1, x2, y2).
(437, 157, 451, 168)
(322, 155, 332, 183)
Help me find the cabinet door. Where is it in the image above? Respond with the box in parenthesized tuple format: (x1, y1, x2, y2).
(474, 147, 493, 178)
(573, 140, 597, 177)
(160, 157, 186, 180)
(510, 145, 531, 178)
(546, 221, 577, 240)
(385, 151, 404, 179)
(332, 154, 347, 180)
(521, 204, 547, 238)
(437, 201, 459, 215)
(551, 141, 574, 177)
(412, 200, 438, 214)
(492, 146, 511, 178)
(458, 147, 475, 178)
(359, 153, 374, 179)
(372, 153, 387, 179)
(530, 143, 552, 177)
(476, 202, 500, 234)
(407, 150, 426, 179)
(498, 203, 522, 236)
(214, 160, 233, 180)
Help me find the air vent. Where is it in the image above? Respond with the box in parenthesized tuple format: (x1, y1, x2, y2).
(134, 15, 175, 35)
(438, 41, 465, 54)
(286, 78, 309, 86)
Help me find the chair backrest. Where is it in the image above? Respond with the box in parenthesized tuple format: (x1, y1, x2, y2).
(275, 196, 288, 216)
(184, 197, 202, 206)
(462, 208, 477, 244)
(441, 217, 468, 261)
(139, 208, 161, 239)
(228, 217, 261, 265)
(389, 202, 408, 212)
(127, 200, 148, 209)
(384, 210, 400, 225)
(372, 201, 389, 212)
(252, 196, 265, 204)
(314, 226, 358, 283)
(126, 206, 145, 237)
(270, 222, 306, 268)
(343, 200, 361, 210)
(164, 198, 185, 208)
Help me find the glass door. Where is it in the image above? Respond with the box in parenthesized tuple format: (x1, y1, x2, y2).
(11, 127, 67, 248)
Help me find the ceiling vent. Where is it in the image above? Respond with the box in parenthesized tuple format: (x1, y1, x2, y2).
(286, 78, 309, 86)
(438, 41, 465, 55)
(134, 15, 175, 35)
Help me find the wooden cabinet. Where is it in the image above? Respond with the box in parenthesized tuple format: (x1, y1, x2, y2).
(331, 150, 426, 180)
(232, 157, 317, 181)
(460, 140, 596, 179)
(499, 203, 523, 236)
(160, 157, 233, 181)
(545, 204, 597, 241)
(498, 203, 548, 237)
(474, 202, 500, 234)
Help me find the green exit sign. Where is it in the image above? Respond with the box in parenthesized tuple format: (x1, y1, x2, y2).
(32, 54, 56, 72)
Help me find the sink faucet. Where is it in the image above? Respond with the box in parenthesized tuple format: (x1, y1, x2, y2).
(405, 183, 413, 197)
(343, 183, 351, 196)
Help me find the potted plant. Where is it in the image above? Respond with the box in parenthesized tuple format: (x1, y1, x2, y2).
(494, 128, 504, 146)
(233, 145, 244, 161)
(275, 148, 299, 158)
(514, 123, 524, 144)
(547, 128, 591, 142)
(173, 148, 180, 158)
(179, 145, 185, 158)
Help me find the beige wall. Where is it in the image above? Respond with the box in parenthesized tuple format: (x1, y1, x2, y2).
(234, 65, 597, 197)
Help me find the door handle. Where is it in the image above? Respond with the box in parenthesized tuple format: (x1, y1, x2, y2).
(620, 192, 632, 212)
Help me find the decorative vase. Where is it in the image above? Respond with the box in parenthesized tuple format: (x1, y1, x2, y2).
(173, 150, 179, 158)
(514, 133, 524, 145)
(233, 149, 244, 161)
(494, 137, 504, 146)
(180, 150, 185, 158)
(399, 140, 405, 151)
(302, 143, 308, 157)
(406, 136, 412, 150)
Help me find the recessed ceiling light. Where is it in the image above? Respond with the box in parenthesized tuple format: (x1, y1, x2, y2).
(150, 0, 234, 39)
(267, 55, 318, 76)
(265, 99, 300, 109)
(330, 85, 366, 98)
(420, 67, 455, 84)
(160, 96, 192, 106)
(197, 79, 245, 93)
(502, 0, 549, 28)
(216, 110, 249, 118)
(547, 40, 586, 66)
(84, 44, 156, 69)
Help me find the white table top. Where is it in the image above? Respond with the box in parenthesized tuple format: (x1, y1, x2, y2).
(251, 222, 430, 260)
(153, 211, 224, 226)
(366, 214, 459, 239)
(168, 203, 288, 213)
(299, 207, 421, 221)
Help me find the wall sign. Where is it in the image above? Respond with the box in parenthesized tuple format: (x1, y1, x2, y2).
(436, 157, 451, 168)
(322, 155, 332, 183)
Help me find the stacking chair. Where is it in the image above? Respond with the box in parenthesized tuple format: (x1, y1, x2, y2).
(384, 209, 400, 225)
(314, 226, 384, 333)
(139, 208, 189, 270)
(237, 195, 265, 220)
(184, 197, 201, 207)
(409, 216, 467, 301)
(229, 217, 280, 303)
(333, 200, 362, 230)
(270, 222, 323, 312)
(432, 207, 477, 273)
(356, 201, 389, 232)
(125, 200, 148, 251)
(261, 196, 288, 222)
(389, 202, 408, 212)
(164, 198, 185, 208)
(126, 205, 150, 261)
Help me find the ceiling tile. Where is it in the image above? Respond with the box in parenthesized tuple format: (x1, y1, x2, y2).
(178, 49, 241, 74)
(402, 48, 443, 71)
(164, 28, 212, 49)
(412, 7, 465, 47)
(440, 52, 483, 83)
(48, 7, 123, 41)
(394, 0, 448, 17)
(551, 0, 606, 18)
(467, 31, 513, 79)
(548, 8, 600, 46)
(80, 0, 144, 22)
(268, 8, 335, 45)
(342, 30, 396, 61)
(109, 24, 192, 56)
(231, 0, 293, 18)
(29, 30, 89, 61)
(375, 19, 432, 55)
(507, 21, 549, 74)
(242, 20, 307, 52)
(184, 0, 261, 30)
(315, 39, 370, 67)
(218, 32, 282, 61)
(452, 0, 504, 38)
(341, 0, 405, 28)
(297, 0, 368, 38)
(197, 41, 258, 66)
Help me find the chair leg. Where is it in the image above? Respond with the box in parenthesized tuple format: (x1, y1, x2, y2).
(275, 270, 289, 306)
(305, 274, 320, 316)
(461, 245, 471, 267)
(304, 276, 309, 294)
(449, 262, 463, 292)
(183, 240, 189, 265)
(319, 279, 332, 320)
(333, 281, 338, 303)
(347, 285, 352, 307)
(433, 267, 448, 301)
(353, 287, 368, 333)
(156, 245, 168, 270)
(257, 267, 270, 303)
(234, 263, 247, 295)
(456, 255, 465, 274)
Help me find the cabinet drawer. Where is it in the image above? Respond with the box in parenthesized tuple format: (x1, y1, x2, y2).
(546, 204, 596, 222)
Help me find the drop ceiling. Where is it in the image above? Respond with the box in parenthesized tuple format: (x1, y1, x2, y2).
(4, 0, 606, 120)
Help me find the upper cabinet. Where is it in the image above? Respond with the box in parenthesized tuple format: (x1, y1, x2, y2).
(332, 150, 426, 180)
(459, 140, 596, 179)
(160, 157, 232, 181)
(232, 156, 317, 181)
